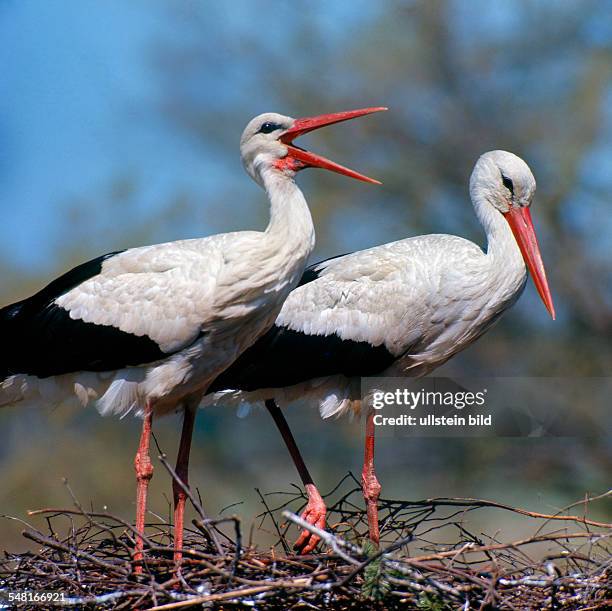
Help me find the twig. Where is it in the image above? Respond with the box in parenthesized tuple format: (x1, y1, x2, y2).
(21, 529, 129, 576)
(405, 532, 610, 563)
(383, 496, 612, 529)
(257, 488, 291, 553)
(145, 580, 312, 610)
(155, 448, 224, 555)
(282, 511, 362, 565)
(26, 507, 155, 549)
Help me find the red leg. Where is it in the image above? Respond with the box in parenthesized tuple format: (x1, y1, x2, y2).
(361, 408, 381, 546)
(133, 402, 154, 573)
(173, 403, 197, 565)
(265, 399, 326, 554)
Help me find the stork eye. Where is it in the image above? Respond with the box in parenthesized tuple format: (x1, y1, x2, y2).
(501, 174, 514, 195)
(259, 121, 281, 134)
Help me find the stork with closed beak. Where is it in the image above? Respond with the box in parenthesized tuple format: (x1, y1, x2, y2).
(208, 150, 555, 552)
(0, 107, 386, 569)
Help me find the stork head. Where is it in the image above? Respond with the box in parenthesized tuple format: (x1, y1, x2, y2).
(240, 108, 386, 187)
(470, 150, 555, 320)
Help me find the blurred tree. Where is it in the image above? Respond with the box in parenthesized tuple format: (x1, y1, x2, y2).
(149, 0, 612, 376)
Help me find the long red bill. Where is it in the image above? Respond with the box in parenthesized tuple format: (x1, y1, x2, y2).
(504, 206, 556, 319)
(280, 107, 388, 143)
(279, 107, 387, 184)
(284, 145, 382, 184)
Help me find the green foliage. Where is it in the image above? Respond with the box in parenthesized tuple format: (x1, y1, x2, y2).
(360, 539, 390, 601)
(416, 592, 453, 611)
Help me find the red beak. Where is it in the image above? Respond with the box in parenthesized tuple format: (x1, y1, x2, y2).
(278, 107, 387, 184)
(504, 206, 556, 319)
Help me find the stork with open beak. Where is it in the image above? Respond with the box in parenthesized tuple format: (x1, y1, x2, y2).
(0, 107, 386, 570)
(208, 150, 555, 552)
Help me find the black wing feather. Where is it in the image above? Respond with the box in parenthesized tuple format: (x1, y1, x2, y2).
(296, 252, 350, 287)
(209, 324, 395, 393)
(1, 251, 168, 379)
(209, 252, 395, 393)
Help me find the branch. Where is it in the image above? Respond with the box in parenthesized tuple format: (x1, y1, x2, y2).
(281, 510, 362, 565)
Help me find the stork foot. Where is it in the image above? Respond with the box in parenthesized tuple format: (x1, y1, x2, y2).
(293, 483, 327, 554)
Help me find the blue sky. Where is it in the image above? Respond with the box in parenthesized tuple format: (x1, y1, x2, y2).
(0, 0, 379, 273)
(1, 0, 610, 280)
(0, 1, 219, 270)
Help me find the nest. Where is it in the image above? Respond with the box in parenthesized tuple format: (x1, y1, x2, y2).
(1, 473, 610, 610)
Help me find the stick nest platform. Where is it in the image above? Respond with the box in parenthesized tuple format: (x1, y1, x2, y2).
(1, 475, 610, 610)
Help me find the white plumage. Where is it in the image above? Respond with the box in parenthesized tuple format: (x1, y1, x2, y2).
(3, 202, 313, 417)
(209, 150, 554, 417)
(1, 109, 386, 417)
(206, 150, 555, 551)
(0, 106, 386, 567)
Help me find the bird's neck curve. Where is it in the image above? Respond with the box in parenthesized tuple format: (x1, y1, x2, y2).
(472, 192, 522, 264)
(261, 168, 315, 263)
(471, 192, 527, 308)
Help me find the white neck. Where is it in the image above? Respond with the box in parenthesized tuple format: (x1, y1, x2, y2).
(473, 195, 515, 258)
(208, 167, 315, 332)
(261, 168, 315, 264)
(471, 192, 527, 304)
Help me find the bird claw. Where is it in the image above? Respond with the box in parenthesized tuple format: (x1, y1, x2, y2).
(293, 485, 327, 555)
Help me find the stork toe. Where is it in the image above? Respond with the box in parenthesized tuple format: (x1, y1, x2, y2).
(293, 490, 327, 554)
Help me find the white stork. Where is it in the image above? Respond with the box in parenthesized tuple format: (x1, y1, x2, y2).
(0, 107, 386, 569)
(208, 150, 555, 553)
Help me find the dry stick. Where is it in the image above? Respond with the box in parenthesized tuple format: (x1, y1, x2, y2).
(575, 602, 612, 611)
(145, 580, 312, 611)
(284, 514, 472, 602)
(395, 496, 612, 529)
(551, 489, 611, 513)
(256, 488, 291, 554)
(391, 559, 502, 600)
(497, 574, 608, 588)
(143, 545, 265, 587)
(403, 531, 611, 563)
(481, 570, 502, 611)
(61, 499, 135, 560)
(386, 573, 464, 600)
(282, 511, 362, 565)
(1, 513, 40, 533)
(193, 515, 242, 583)
(22, 529, 129, 576)
(26, 507, 156, 550)
(16, 524, 177, 604)
(287, 512, 609, 563)
(255, 488, 309, 529)
(531, 489, 612, 537)
(57, 590, 145, 607)
(154, 444, 224, 555)
(388, 562, 606, 611)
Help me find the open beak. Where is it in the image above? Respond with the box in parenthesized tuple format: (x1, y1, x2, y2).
(504, 206, 556, 319)
(279, 107, 387, 184)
